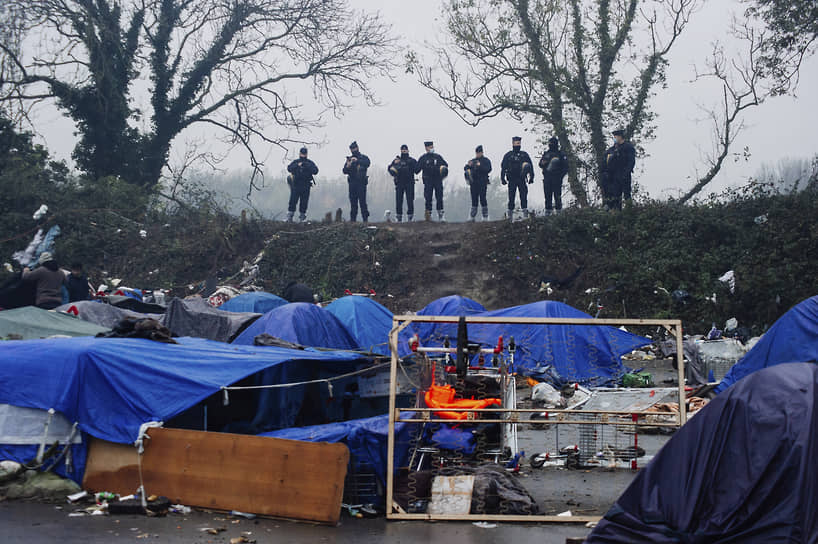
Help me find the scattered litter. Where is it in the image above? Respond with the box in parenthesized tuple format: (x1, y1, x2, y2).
(67, 512, 86, 517)
(170, 504, 191, 515)
(472, 522, 497, 528)
(136, 533, 150, 539)
(725, 317, 738, 332)
(200, 527, 226, 535)
(230, 510, 256, 519)
(557, 510, 573, 517)
(584, 287, 599, 295)
(719, 270, 736, 293)
(3, 262, 12, 273)
(33, 204, 49, 220)
(230, 537, 256, 544)
(139, 230, 147, 239)
(531, 382, 563, 407)
(66, 490, 89, 503)
(754, 214, 768, 225)
(586, 521, 599, 528)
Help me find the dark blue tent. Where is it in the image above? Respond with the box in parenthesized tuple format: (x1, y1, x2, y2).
(218, 292, 288, 314)
(325, 296, 411, 357)
(415, 300, 649, 386)
(263, 413, 418, 498)
(587, 363, 818, 543)
(715, 295, 818, 393)
(232, 303, 359, 349)
(413, 295, 487, 346)
(0, 336, 365, 482)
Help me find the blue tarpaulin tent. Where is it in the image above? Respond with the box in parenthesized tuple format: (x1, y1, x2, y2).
(325, 296, 411, 357)
(587, 363, 818, 543)
(715, 295, 818, 393)
(218, 292, 288, 314)
(231, 303, 359, 349)
(0, 336, 366, 481)
(415, 300, 650, 386)
(413, 295, 487, 346)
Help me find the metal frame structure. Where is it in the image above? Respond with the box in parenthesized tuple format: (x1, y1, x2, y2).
(385, 315, 686, 522)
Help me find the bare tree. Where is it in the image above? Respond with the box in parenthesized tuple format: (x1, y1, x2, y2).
(679, 21, 783, 204)
(408, 0, 698, 206)
(0, 0, 395, 191)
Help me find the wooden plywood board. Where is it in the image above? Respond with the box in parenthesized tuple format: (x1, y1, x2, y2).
(83, 428, 349, 524)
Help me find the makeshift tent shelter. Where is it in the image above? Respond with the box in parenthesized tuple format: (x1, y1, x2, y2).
(162, 297, 260, 343)
(587, 363, 818, 543)
(218, 292, 288, 314)
(325, 296, 411, 357)
(232, 303, 359, 350)
(413, 295, 487, 346)
(715, 295, 818, 393)
(0, 306, 108, 339)
(56, 301, 163, 329)
(0, 336, 368, 482)
(415, 300, 650, 386)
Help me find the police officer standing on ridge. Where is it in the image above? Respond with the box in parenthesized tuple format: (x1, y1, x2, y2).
(416, 140, 449, 222)
(464, 145, 492, 222)
(285, 147, 319, 222)
(501, 136, 534, 220)
(343, 141, 371, 223)
(603, 129, 636, 210)
(388, 144, 418, 222)
(539, 137, 569, 215)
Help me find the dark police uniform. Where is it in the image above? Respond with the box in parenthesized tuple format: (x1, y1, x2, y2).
(286, 155, 319, 221)
(501, 141, 534, 217)
(388, 150, 418, 222)
(464, 147, 492, 220)
(539, 139, 569, 213)
(343, 142, 371, 222)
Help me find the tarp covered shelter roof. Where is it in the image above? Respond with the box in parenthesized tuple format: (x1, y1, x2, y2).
(162, 297, 260, 343)
(413, 295, 487, 346)
(56, 301, 163, 329)
(232, 303, 359, 350)
(218, 292, 288, 314)
(0, 306, 108, 339)
(715, 295, 818, 393)
(325, 295, 411, 357)
(587, 362, 818, 542)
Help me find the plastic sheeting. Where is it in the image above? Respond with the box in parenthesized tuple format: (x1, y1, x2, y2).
(232, 303, 359, 350)
(0, 306, 108, 339)
(716, 296, 818, 393)
(56, 301, 163, 329)
(262, 414, 418, 490)
(412, 295, 487, 346)
(325, 296, 411, 357)
(162, 297, 260, 342)
(416, 301, 650, 386)
(587, 363, 818, 543)
(218, 292, 288, 314)
(0, 336, 366, 445)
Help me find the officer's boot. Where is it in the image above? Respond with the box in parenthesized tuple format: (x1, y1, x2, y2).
(299, 213, 307, 223)
(286, 211, 294, 222)
(469, 207, 478, 222)
(522, 208, 530, 219)
(482, 207, 489, 221)
(438, 210, 446, 223)
(396, 214, 403, 223)
(424, 209, 431, 222)
(407, 214, 414, 222)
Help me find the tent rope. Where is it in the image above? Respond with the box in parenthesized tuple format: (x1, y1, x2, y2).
(220, 362, 392, 394)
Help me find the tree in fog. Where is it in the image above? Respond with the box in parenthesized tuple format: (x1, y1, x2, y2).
(0, 0, 394, 190)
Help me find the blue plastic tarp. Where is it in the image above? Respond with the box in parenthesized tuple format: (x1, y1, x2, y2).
(715, 296, 818, 393)
(232, 303, 359, 349)
(415, 300, 650, 386)
(262, 414, 418, 491)
(587, 362, 818, 543)
(0, 336, 365, 445)
(325, 296, 411, 357)
(218, 292, 288, 314)
(412, 295, 487, 346)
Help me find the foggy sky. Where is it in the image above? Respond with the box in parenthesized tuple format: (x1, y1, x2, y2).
(32, 0, 818, 210)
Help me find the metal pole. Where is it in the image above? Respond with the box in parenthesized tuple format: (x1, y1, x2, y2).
(675, 322, 687, 426)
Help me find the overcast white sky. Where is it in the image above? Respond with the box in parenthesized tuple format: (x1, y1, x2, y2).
(34, 0, 818, 205)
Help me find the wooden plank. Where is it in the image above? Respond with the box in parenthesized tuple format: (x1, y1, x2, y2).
(83, 428, 349, 524)
(393, 315, 681, 327)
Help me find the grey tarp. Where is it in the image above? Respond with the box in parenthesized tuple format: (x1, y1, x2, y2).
(0, 307, 108, 339)
(56, 301, 163, 329)
(161, 297, 260, 342)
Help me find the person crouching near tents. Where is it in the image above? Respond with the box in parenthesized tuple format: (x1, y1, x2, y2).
(22, 252, 65, 310)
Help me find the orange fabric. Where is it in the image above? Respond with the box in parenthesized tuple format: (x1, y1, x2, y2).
(424, 384, 502, 420)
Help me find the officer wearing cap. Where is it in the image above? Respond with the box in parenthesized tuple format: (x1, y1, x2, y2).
(603, 129, 636, 210)
(388, 144, 418, 222)
(539, 137, 569, 215)
(464, 145, 493, 221)
(416, 141, 449, 222)
(343, 141, 372, 223)
(501, 136, 534, 220)
(285, 147, 319, 222)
